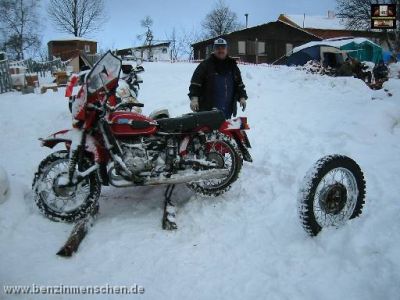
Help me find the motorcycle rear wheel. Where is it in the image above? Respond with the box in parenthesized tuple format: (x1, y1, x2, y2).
(187, 134, 243, 197)
(32, 150, 101, 223)
(298, 155, 366, 236)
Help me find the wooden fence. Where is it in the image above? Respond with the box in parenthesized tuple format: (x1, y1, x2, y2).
(10, 58, 66, 76)
(0, 59, 12, 93)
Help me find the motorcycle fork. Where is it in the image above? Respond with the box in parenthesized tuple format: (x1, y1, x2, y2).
(98, 119, 133, 177)
(65, 131, 99, 186)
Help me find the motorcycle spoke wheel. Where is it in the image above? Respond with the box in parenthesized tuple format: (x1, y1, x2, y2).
(33, 150, 101, 223)
(39, 160, 91, 214)
(187, 134, 243, 197)
(297, 155, 366, 236)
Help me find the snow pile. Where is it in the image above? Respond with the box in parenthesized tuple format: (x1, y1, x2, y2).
(0, 63, 399, 300)
(0, 166, 9, 203)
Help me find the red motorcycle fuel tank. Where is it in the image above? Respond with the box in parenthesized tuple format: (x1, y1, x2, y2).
(108, 112, 157, 136)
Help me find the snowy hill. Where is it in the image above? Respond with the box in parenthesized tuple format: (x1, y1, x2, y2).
(0, 62, 399, 299)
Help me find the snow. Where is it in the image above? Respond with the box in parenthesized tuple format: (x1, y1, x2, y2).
(293, 38, 380, 54)
(389, 62, 400, 78)
(283, 14, 347, 30)
(1, 62, 400, 299)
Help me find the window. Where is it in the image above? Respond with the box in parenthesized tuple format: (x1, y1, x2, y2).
(238, 41, 246, 55)
(162, 48, 168, 54)
(84, 44, 90, 53)
(286, 43, 293, 55)
(257, 42, 266, 55)
(206, 44, 213, 57)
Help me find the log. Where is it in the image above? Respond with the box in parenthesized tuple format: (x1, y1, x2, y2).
(57, 209, 97, 257)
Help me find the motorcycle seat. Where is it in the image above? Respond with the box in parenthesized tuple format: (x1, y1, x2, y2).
(156, 110, 225, 133)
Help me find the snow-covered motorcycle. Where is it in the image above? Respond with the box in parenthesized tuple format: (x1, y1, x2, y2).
(33, 51, 252, 222)
(298, 155, 366, 236)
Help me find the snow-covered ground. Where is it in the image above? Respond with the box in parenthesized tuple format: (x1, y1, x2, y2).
(0, 62, 399, 300)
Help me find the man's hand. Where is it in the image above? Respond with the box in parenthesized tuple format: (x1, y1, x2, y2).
(190, 97, 199, 112)
(239, 98, 247, 112)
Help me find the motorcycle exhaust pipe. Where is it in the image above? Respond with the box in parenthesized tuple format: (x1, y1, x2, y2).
(108, 167, 229, 187)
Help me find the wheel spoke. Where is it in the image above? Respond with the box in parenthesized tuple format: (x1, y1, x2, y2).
(313, 167, 359, 227)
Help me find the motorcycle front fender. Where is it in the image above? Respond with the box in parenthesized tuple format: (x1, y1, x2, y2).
(40, 129, 72, 149)
(40, 129, 102, 163)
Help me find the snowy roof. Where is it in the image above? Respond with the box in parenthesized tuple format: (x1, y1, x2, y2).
(49, 37, 97, 43)
(293, 38, 380, 53)
(282, 14, 347, 30)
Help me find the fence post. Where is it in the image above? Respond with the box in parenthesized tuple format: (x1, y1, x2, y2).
(0, 59, 12, 93)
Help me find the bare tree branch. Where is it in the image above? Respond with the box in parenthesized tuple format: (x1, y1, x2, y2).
(201, 0, 243, 38)
(0, 0, 41, 59)
(47, 0, 106, 37)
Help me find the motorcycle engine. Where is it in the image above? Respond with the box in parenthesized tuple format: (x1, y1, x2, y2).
(121, 144, 147, 174)
(120, 137, 166, 175)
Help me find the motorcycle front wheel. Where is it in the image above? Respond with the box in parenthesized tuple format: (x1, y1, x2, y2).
(187, 133, 243, 197)
(298, 155, 366, 236)
(32, 150, 101, 222)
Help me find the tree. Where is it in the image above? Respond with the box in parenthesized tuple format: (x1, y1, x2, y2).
(201, 0, 242, 38)
(180, 28, 202, 60)
(0, 0, 41, 60)
(336, 0, 400, 54)
(47, 0, 105, 37)
(137, 16, 154, 60)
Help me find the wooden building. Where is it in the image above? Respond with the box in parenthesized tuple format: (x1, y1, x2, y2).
(278, 13, 391, 49)
(192, 21, 320, 64)
(48, 38, 97, 61)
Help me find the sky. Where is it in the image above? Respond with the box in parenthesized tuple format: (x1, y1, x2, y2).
(41, 0, 338, 50)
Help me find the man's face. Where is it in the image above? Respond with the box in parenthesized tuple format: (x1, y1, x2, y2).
(214, 46, 228, 60)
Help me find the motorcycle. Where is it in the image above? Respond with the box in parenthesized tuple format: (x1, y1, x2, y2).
(33, 51, 252, 222)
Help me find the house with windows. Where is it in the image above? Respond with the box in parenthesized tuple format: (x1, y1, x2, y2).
(116, 42, 171, 62)
(191, 20, 320, 64)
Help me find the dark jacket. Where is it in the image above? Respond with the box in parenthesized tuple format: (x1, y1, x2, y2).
(188, 54, 248, 117)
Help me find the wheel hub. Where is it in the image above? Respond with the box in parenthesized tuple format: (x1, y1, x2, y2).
(207, 152, 225, 168)
(319, 183, 347, 215)
(53, 174, 76, 198)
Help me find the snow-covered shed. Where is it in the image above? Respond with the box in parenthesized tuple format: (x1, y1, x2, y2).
(48, 37, 97, 61)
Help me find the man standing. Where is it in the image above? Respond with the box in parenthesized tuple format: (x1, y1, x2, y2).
(188, 38, 248, 119)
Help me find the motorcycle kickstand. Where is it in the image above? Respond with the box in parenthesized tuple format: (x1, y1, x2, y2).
(162, 184, 178, 230)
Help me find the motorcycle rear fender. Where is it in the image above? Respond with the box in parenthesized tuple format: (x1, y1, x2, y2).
(219, 118, 253, 162)
(40, 129, 102, 163)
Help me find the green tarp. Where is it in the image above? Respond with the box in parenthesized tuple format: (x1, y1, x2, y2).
(339, 40, 383, 64)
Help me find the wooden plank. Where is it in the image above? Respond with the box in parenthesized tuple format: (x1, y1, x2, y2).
(0, 60, 12, 93)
